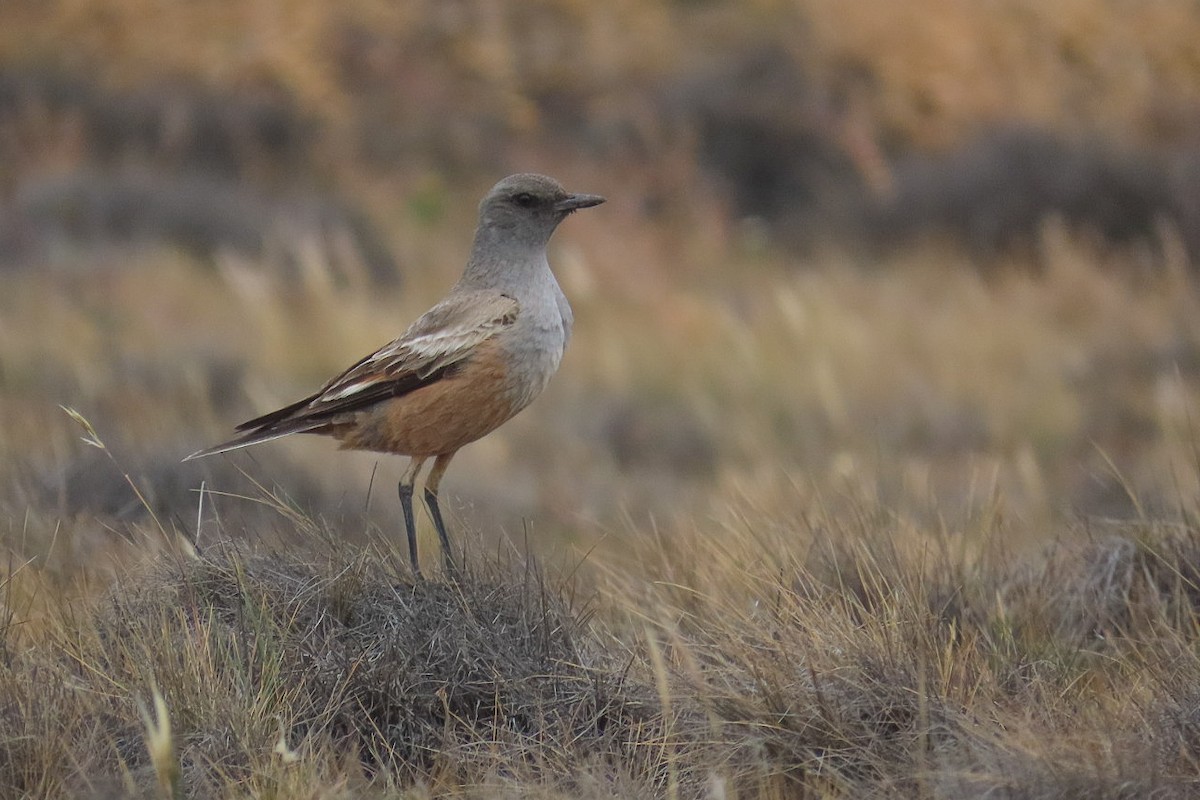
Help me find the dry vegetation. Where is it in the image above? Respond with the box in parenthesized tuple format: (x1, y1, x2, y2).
(4, 1, 1200, 797)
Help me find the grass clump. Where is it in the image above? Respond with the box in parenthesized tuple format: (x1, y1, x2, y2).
(7, 486, 1200, 797)
(591, 495, 1200, 798)
(0, 541, 672, 798)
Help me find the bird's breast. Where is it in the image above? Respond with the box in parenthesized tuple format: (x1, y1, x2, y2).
(498, 307, 565, 409)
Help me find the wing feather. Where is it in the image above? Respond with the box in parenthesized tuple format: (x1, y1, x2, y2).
(312, 290, 519, 410)
(184, 290, 519, 459)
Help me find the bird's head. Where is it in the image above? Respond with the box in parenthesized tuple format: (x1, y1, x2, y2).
(477, 173, 605, 244)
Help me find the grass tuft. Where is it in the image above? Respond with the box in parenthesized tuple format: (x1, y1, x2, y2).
(0, 534, 683, 797)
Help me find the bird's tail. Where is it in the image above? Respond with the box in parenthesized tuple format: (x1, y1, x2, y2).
(183, 388, 331, 462)
(182, 420, 326, 461)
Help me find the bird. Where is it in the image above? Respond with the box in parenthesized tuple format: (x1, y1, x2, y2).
(185, 173, 605, 574)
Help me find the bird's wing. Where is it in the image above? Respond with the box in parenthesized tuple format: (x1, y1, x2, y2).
(183, 290, 519, 459)
(303, 289, 520, 413)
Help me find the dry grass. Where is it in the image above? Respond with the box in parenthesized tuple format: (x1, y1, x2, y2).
(2, 535, 677, 798)
(4, 161, 1200, 796)
(6, 0, 1199, 144)
(4, 1, 1200, 797)
(3, 212, 1199, 797)
(6, 482, 1200, 797)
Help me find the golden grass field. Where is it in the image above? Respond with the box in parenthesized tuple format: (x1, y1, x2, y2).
(4, 1, 1200, 797)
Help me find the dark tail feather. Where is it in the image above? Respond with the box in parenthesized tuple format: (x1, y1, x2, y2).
(186, 366, 445, 462)
(234, 391, 321, 431)
(182, 418, 327, 461)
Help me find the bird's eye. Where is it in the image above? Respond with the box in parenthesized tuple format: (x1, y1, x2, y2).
(513, 192, 537, 207)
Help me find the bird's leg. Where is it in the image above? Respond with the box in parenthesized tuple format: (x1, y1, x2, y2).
(398, 456, 427, 575)
(424, 451, 458, 571)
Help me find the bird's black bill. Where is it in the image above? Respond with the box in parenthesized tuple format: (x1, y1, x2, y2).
(554, 193, 605, 213)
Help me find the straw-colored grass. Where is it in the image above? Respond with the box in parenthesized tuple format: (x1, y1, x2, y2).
(4, 1, 1200, 796)
(3, 203, 1200, 796)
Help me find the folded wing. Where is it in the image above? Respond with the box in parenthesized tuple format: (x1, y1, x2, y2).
(184, 290, 519, 459)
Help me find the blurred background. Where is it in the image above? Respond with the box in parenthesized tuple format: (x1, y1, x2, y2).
(3, 0, 1200, 573)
